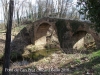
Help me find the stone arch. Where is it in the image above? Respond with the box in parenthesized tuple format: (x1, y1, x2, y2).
(36, 21, 52, 32)
(34, 22, 52, 45)
(72, 30, 96, 50)
(29, 18, 100, 50)
(72, 28, 98, 42)
(61, 23, 100, 52)
(61, 30, 88, 49)
(72, 30, 87, 42)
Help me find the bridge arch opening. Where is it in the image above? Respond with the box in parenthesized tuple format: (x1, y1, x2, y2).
(72, 30, 87, 42)
(35, 23, 51, 45)
(72, 30, 95, 50)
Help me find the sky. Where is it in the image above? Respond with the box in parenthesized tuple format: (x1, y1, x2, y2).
(0, 0, 77, 21)
(0, 1, 3, 21)
(0, 0, 36, 20)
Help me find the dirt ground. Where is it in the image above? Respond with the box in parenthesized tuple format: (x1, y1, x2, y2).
(0, 25, 100, 75)
(0, 32, 5, 58)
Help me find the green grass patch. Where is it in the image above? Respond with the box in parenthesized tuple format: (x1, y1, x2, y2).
(73, 70, 83, 75)
(90, 50, 100, 58)
(0, 29, 6, 33)
(12, 25, 27, 32)
(23, 49, 59, 61)
(0, 53, 3, 60)
(93, 64, 100, 74)
(0, 66, 2, 75)
(80, 50, 100, 67)
(10, 51, 22, 61)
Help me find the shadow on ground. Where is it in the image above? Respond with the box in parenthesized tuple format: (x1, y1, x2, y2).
(0, 39, 5, 44)
(10, 27, 59, 62)
(10, 26, 97, 62)
(59, 50, 100, 75)
(10, 27, 31, 61)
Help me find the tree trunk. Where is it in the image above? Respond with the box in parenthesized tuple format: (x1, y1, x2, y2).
(2, 0, 14, 75)
(17, 10, 20, 26)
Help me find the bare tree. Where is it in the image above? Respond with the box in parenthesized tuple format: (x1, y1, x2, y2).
(36, 0, 44, 18)
(67, 6, 80, 20)
(1, 0, 9, 28)
(33, 5, 38, 21)
(2, 0, 14, 75)
(26, 1, 34, 21)
(14, 0, 28, 25)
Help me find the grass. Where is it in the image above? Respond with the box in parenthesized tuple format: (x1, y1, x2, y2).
(12, 25, 27, 31)
(71, 50, 100, 74)
(0, 29, 6, 33)
(12, 25, 27, 36)
(0, 53, 3, 60)
(10, 51, 22, 61)
(93, 64, 100, 74)
(0, 66, 2, 75)
(0, 22, 100, 75)
(0, 24, 27, 34)
(90, 50, 100, 58)
(59, 49, 100, 74)
(22, 49, 59, 61)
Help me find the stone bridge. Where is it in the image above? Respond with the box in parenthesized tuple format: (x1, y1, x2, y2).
(26, 17, 100, 50)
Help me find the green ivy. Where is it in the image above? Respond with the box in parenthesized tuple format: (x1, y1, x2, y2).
(78, 0, 100, 32)
(70, 20, 84, 32)
(10, 51, 22, 61)
(55, 19, 69, 47)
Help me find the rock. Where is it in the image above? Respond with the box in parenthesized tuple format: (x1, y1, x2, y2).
(73, 37, 86, 50)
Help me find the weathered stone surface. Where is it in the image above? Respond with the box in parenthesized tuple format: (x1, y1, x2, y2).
(73, 33, 96, 50)
(27, 17, 100, 51)
(12, 17, 100, 53)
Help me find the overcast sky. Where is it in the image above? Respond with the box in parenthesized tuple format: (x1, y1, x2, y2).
(0, 0, 77, 20)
